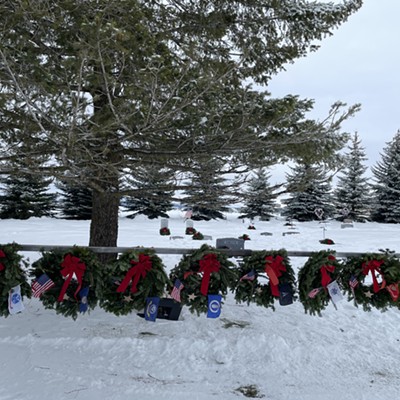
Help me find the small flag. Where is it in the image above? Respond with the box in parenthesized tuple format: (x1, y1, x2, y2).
(386, 283, 399, 301)
(278, 283, 293, 306)
(145, 297, 160, 322)
(349, 275, 358, 289)
(207, 294, 222, 319)
(171, 279, 184, 302)
(327, 280, 344, 306)
(8, 285, 25, 315)
(308, 288, 321, 299)
(32, 274, 55, 298)
(240, 270, 256, 281)
(79, 287, 89, 313)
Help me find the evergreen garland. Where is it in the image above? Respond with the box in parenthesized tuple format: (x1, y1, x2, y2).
(0, 243, 31, 317)
(234, 250, 296, 310)
(30, 247, 101, 320)
(169, 244, 238, 315)
(298, 250, 342, 316)
(97, 249, 169, 316)
(341, 251, 400, 311)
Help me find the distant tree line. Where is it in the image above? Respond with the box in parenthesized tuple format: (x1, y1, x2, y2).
(2, 130, 400, 224)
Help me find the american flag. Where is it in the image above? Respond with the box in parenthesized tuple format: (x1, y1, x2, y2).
(240, 270, 256, 281)
(308, 288, 321, 299)
(349, 275, 359, 289)
(171, 279, 184, 302)
(32, 274, 55, 298)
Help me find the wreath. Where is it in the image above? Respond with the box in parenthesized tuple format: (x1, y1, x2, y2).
(30, 246, 101, 320)
(320, 238, 335, 245)
(0, 243, 31, 317)
(341, 251, 400, 311)
(169, 244, 238, 315)
(97, 249, 169, 315)
(234, 250, 296, 309)
(160, 227, 170, 236)
(298, 250, 343, 316)
(192, 231, 204, 240)
(185, 227, 196, 235)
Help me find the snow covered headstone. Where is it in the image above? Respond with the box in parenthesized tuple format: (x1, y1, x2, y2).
(160, 219, 169, 229)
(216, 238, 245, 250)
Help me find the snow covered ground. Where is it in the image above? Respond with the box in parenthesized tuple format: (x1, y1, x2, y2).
(2, 212, 400, 400)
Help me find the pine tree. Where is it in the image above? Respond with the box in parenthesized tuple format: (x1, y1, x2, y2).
(57, 181, 92, 220)
(334, 133, 371, 222)
(0, 174, 55, 219)
(123, 165, 174, 219)
(282, 163, 335, 222)
(239, 169, 278, 221)
(371, 130, 400, 223)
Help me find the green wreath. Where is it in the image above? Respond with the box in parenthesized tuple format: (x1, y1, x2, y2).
(97, 249, 169, 315)
(0, 243, 31, 317)
(298, 250, 343, 316)
(169, 244, 238, 315)
(234, 250, 296, 309)
(341, 251, 400, 311)
(30, 246, 101, 320)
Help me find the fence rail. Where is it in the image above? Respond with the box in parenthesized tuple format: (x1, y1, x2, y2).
(15, 244, 395, 258)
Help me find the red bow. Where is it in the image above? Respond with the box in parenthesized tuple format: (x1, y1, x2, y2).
(117, 254, 152, 294)
(264, 255, 286, 297)
(58, 254, 86, 302)
(0, 249, 5, 272)
(320, 256, 336, 287)
(199, 254, 221, 296)
(362, 259, 385, 293)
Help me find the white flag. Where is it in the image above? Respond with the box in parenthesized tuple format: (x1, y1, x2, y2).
(8, 285, 25, 315)
(327, 280, 344, 306)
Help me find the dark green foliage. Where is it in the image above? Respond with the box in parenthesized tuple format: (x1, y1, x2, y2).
(192, 232, 204, 240)
(97, 249, 169, 315)
(239, 169, 278, 221)
(282, 163, 335, 221)
(30, 247, 101, 320)
(334, 133, 371, 222)
(371, 131, 400, 223)
(234, 250, 296, 309)
(0, 243, 31, 317)
(169, 245, 238, 315)
(341, 251, 400, 312)
(298, 251, 342, 316)
(57, 181, 92, 220)
(0, 174, 56, 219)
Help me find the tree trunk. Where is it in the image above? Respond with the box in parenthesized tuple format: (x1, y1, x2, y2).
(89, 190, 120, 264)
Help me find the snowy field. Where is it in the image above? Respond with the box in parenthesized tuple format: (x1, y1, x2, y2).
(2, 211, 400, 400)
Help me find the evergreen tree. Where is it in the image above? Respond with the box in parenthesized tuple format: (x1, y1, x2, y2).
(57, 181, 92, 220)
(0, 174, 55, 219)
(123, 165, 174, 219)
(239, 168, 278, 221)
(334, 133, 371, 222)
(371, 130, 400, 223)
(282, 163, 335, 222)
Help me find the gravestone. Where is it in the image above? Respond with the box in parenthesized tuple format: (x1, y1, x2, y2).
(282, 231, 300, 236)
(137, 298, 182, 321)
(186, 220, 194, 229)
(341, 218, 354, 229)
(260, 232, 273, 236)
(170, 236, 184, 240)
(216, 238, 245, 250)
(203, 235, 213, 240)
(160, 219, 169, 229)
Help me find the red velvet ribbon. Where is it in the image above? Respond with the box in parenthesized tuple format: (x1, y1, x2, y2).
(0, 249, 5, 271)
(264, 255, 286, 297)
(58, 254, 86, 302)
(319, 255, 336, 287)
(362, 259, 386, 293)
(117, 254, 152, 294)
(199, 254, 221, 296)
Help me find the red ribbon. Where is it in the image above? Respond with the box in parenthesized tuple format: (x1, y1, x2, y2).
(320, 256, 336, 287)
(0, 249, 5, 271)
(264, 255, 286, 297)
(58, 254, 86, 302)
(362, 259, 386, 293)
(117, 254, 152, 294)
(199, 254, 221, 296)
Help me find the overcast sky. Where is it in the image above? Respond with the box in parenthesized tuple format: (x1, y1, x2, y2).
(267, 0, 400, 179)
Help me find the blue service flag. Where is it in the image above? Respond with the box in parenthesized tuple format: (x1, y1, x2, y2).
(207, 294, 222, 319)
(145, 297, 160, 322)
(8, 285, 25, 315)
(79, 287, 89, 313)
(278, 283, 293, 306)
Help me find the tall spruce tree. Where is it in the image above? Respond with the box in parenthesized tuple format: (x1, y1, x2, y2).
(371, 131, 400, 223)
(282, 163, 335, 222)
(334, 133, 371, 222)
(239, 168, 278, 221)
(123, 165, 174, 219)
(0, 0, 362, 252)
(57, 181, 93, 220)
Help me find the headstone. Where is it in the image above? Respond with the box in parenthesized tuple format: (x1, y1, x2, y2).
(160, 219, 169, 229)
(186, 220, 194, 229)
(137, 298, 182, 321)
(170, 236, 184, 240)
(203, 235, 213, 240)
(216, 238, 245, 250)
(282, 231, 300, 236)
(260, 232, 273, 236)
(341, 219, 354, 229)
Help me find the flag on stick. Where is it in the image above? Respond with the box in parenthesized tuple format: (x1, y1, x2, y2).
(308, 288, 321, 299)
(8, 285, 24, 315)
(207, 294, 222, 319)
(327, 280, 344, 307)
(32, 274, 55, 298)
(240, 270, 256, 282)
(171, 279, 184, 302)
